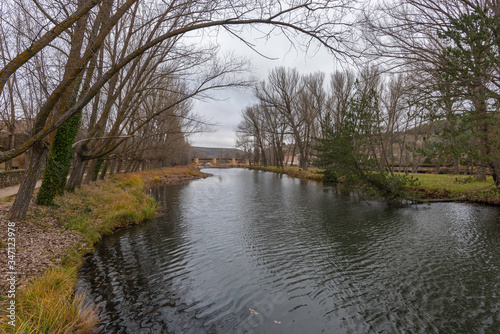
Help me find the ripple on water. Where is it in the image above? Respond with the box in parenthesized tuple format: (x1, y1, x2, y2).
(77, 169, 500, 334)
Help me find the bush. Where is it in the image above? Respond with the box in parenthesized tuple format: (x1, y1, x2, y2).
(322, 169, 340, 184)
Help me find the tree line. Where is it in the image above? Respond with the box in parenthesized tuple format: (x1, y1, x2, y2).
(0, 0, 355, 220)
(236, 66, 422, 172)
(236, 0, 500, 200)
(2, 0, 500, 218)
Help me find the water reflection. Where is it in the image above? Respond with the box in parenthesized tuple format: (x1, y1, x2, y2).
(78, 168, 500, 333)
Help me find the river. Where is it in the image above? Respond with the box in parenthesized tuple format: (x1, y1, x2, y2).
(77, 168, 500, 333)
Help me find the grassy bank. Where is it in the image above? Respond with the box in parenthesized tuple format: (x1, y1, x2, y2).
(247, 166, 323, 182)
(248, 165, 499, 204)
(407, 173, 499, 204)
(0, 165, 207, 333)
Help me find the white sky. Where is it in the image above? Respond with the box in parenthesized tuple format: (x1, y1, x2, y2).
(188, 27, 341, 148)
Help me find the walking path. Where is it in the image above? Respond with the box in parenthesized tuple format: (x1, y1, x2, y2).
(0, 180, 42, 199)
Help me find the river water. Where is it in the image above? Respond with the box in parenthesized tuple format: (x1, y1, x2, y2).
(77, 168, 500, 333)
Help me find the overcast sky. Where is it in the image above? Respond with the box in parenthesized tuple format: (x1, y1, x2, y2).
(188, 27, 341, 148)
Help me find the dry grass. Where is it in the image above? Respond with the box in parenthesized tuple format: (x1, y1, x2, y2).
(53, 173, 157, 245)
(1, 166, 207, 333)
(139, 165, 210, 186)
(248, 166, 323, 181)
(2, 267, 98, 334)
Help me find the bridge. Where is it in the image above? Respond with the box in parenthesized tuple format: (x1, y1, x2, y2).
(192, 157, 249, 166)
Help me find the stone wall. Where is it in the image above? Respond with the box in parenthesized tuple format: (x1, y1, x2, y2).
(0, 170, 26, 188)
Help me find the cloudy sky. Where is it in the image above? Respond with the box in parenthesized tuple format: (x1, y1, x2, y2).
(188, 27, 341, 148)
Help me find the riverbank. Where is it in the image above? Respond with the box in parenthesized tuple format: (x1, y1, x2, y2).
(0, 165, 209, 333)
(407, 173, 498, 204)
(248, 166, 499, 205)
(247, 165, 323, 182)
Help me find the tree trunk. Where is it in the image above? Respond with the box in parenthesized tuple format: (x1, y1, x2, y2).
(100, 161, 108, 179)
(489, 162, 500, 188)
(474, 89, 488, 181)
(67, 153, 86, 191)
(115, 159, 122, 174)
(91, 157, 104, 181)
(454, 159, 459, 174)
(9, 142, 47, 220)
(124, 161, 132, 173)
(24, 149, 30, 170)
(254, 144, 259, 166)
(36, 112, 82, 205)
(133, 160, 140, 172)
(297, 142, 307, 170)
(476, 160, 487, 181)
(261, 147, 268, 167)
(435, 164, 440, 174)
(5, 131, 14, 171)
(109, 160, 115, 176)
(84, 159, 96, 184)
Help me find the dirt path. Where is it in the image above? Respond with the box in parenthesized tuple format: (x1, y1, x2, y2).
(0, 180, 42, 199)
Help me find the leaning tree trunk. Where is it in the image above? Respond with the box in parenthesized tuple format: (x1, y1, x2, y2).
(9, 142, 47, 220)
(84, 159, 97, 184)
(100, 160, 108, 179)
(91, 157, 104, 181)
(115, 159, 122, 174)
(133, 160, 140, 172)
(124, 161, 133, 173)
(109, 160, 115, 176)
(67, 152, 86, 191)
(36, 112, 82, 205)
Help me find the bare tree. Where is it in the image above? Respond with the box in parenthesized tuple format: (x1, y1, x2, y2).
(297, 71, 326, 166)
(2, 0, 357, 163)
(4, 0, 358, 219)
(236, 105, 270, 166)
(0, 0, 102, 95)
(255, 67, 309, 168)
(323, 70, 356, 136)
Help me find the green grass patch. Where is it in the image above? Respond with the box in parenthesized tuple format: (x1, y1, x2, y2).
(0, 196, 14, 203)
(405, 173, 500, 203)
(401, 173, 495, 195)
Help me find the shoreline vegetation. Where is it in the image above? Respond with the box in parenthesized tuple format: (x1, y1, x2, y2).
(0, 165, 209, 333)
(247, 166, 500, 205)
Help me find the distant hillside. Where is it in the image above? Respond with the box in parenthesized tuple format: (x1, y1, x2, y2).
(192, 146, 245, 159)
